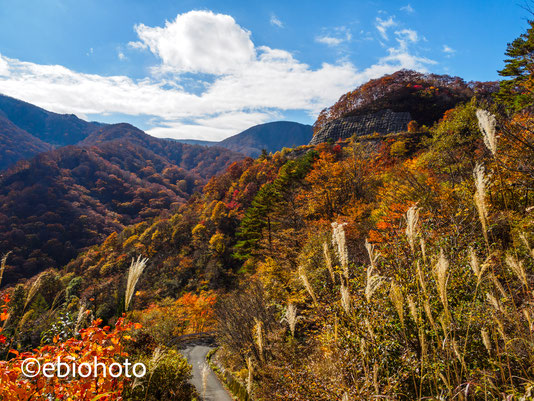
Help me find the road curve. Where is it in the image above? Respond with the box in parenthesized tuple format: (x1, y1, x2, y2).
(181, 345, 234, 401)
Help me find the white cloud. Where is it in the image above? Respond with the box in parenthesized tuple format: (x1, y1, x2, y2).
(316, 26, 352, 47)
(0, 10, 437, 140)
(376, 17, 396, 40)
(443, 45, 456, 55)
(270, 14, 283, 28)
(395, 29, 419, 49)
(401, 4, 415, 13)
(130, 10, 255, 75)
(118, 50, 126, 61)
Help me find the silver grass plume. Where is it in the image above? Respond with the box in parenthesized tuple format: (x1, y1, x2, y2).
(473, 164, 489, 245)
(246, 356, 254, 394)
(331, 222, 349, 278)
(390, 281, 405, 328)
(505, 253, 528, 288)
(481, 329, 492, 353)
(342, 392, 349, 401)
(24, 273, 43, 311)
(323, 242, 335, 283)
(486, 293, 503, 313)
(520, 232, 534, 259)
(405, 205, 420, 253)
(298, 266, 317, 305)
(365, 239, 380, 271)
(420, 238, 427, 263)
(0, 251, 11, 288)
(125, 255, 148, 312)
(407, 295, 418, 323)
(476, 109, 497, 156)
(366, 274, 386, 302)
(281, 303, 301, 336)
(340, 282, 351, 314)
(416, 261, 428, 296)
(253, 318, 264, 361)
(434, 249, 450, 319)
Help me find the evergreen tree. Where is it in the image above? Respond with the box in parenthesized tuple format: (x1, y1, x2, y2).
(497, 20, 534, 111)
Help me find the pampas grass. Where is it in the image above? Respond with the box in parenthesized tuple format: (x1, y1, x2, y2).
(473, 163, 489, 246)
(246, 356, 254, 394)
(0, 251, 11, 288)
(332, 222, 349, 278)
(476, 109, 497, 156)
(323, 242, 335, 283)
(505, 253, 528, 288)
(481, 329, 492, 353)
(24, 273, 43, 311)
(340, 283, 351, 314)
(254, 318, 264, 361)
(125, 255, 148, 312)
(298, 266, 317, 305)
(405, 206, 420, 253)
(389, 281, 405, 328)
(434, 249, 450, 320)
(282, 303, 301, 336)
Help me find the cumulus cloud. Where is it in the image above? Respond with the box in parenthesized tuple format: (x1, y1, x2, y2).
(270, 14, 283, 28)
(130, 10, 255, 75)
(0, 10, 437, 140)
(376, 17, 396, 40)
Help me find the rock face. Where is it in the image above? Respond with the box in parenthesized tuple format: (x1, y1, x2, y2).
(310, 109, 412, 145)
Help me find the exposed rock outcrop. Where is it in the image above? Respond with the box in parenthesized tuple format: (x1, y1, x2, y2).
(310, 109, 411, 145)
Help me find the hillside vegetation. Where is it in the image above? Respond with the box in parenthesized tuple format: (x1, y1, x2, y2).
(1, 17, 534, 401)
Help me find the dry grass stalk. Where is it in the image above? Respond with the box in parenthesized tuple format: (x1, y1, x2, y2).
(24, 273, 43, 311)
(0, 251, 11, 288)
(486, 293, 503, 313)
(246, 356, 253, 394)
(332, 222, 349, 278)
(473, 164, 489, 245)
(298, 266, 317, 305)
(389, 281, 405, 328)
(75, 301, 88, 334)
(416, 262, 428, 296)
(423, 299, 436, 330)
(481, 329, 492, 353)
(282, 303, 301, 336)
(420, 239, 427, 263)
(476, 109, 497, 156)
(505, 253, 528, 288)
(405, 205, 420, 253)
(364, 318, 375, 341)
(407, 295, 418, 323)
(366, 274, 386, 302)
(323, 242, 335, 283)
(365, 239, 380, 271)
(340, 283, 351, 314)
(520, 232, 534, 258)
(253, 318, 264, 360)
(342, 392, 349, 401)
(434, 249, 450, 319)
(125, 255, 148, 311)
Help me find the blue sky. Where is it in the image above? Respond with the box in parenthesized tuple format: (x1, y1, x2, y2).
(0, 0, 526, 140)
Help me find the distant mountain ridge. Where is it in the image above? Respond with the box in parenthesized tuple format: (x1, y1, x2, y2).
(173, 121, 313, 157)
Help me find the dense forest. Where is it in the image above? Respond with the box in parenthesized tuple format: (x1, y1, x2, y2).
(0, 123, 243, 284)
(1, 14, 534, 401)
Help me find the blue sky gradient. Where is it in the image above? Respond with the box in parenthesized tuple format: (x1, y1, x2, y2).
(0, 0, 527, 139)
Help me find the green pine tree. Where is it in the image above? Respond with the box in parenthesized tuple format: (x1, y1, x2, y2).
(497, 20, 534, 111)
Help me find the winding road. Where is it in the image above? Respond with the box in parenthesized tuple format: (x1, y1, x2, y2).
(181, 345, 234, 401)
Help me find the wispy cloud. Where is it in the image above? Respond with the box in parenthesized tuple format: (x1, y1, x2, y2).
(0, 10, 437, 140)
(443, 44, 456, 56)
(376, 17, 396, 40)
(270, 14, 283, 28)
(401, 4, 415, 13)
(316, 26, 352, 47)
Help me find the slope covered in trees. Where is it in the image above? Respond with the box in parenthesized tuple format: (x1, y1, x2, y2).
(0, 123, 244, 284)
(0, 114, 53, 170)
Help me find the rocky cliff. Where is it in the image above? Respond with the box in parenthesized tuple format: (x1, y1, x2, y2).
(309, 109, 411, 145)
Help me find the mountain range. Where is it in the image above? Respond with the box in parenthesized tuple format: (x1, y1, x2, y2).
(173, 121, 313, 157)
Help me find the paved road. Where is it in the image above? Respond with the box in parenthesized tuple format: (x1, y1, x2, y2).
(181, 345, 234, 401)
